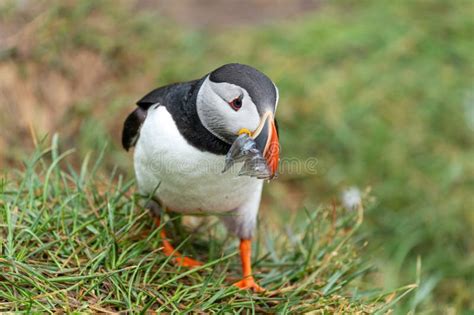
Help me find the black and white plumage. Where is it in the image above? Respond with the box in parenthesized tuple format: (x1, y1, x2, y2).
(122, 63, 279, 240)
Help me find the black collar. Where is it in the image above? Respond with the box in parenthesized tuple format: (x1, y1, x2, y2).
(137, 77, 231, 155)
(166, 77, 231, 155)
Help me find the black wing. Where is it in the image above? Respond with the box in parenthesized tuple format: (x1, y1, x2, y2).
(121, 83, 181, 151)
(122, 107, 147, 151)
(122, 80, 199, 151)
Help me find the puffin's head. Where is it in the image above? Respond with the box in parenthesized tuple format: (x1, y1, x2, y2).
(196, 63, 280, 176)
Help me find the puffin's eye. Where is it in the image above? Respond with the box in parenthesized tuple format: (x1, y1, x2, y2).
(229, 96, 243, 111)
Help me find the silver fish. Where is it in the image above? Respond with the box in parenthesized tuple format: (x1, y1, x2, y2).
(222, 134, 273, 180)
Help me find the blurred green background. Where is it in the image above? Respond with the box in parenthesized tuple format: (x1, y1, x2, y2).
(1, 0, 473, 312)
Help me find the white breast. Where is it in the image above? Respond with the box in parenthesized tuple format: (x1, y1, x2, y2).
(133, 105, 263, 214)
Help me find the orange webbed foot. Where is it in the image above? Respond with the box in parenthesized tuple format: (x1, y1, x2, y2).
(155, 217, 204, 269)
(234, 239, 265, 292)
(233, 276, 265, 293)
(174, 256, 203, 268)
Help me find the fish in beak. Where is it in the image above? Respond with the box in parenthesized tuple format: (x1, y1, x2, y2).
(251, 112, 280, 178)
(224, 112, 280, 180)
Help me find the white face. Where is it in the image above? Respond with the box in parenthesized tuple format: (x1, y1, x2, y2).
(196, 76, 261, 143)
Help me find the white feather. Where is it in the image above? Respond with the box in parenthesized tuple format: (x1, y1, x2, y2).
(134, 105, 263, 219)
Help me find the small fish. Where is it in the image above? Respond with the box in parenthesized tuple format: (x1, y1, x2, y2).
(222, 134, 273, 180)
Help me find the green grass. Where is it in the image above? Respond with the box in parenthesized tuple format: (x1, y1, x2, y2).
(1, 0, 473, 312)
(0, 139, 409, 313)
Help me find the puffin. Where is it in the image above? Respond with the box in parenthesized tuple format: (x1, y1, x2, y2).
(122, 63, 280, 292)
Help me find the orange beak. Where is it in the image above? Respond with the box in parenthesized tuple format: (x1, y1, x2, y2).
(252, 112, 280, 178)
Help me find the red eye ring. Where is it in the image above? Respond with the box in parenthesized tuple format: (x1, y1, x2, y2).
(229, 97, 243, 111)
